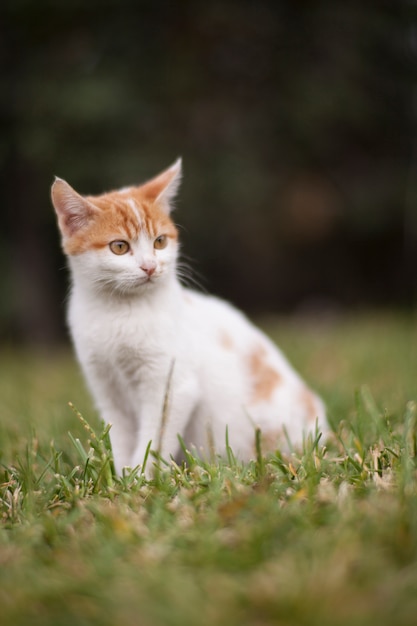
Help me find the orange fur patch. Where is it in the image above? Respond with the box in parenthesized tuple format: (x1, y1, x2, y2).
(64, 187, 178, 256)
(219, 330, 234, 350)
(300, 388, 319, 423)
(248, 345, 282, 402)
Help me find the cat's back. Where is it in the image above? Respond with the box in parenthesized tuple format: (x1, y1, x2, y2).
(181, 288, 302, 382)
(182, 288, 273, 345)
(181, 288, 253, 334)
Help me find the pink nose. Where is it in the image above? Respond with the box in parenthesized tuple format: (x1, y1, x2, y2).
(141, 263, 156, 277)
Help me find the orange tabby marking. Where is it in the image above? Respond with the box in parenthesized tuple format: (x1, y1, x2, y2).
(248, 345, 282, 402)
(64, 189, 178, 256)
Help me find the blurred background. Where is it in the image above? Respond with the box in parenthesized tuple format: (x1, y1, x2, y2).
(1, 0, 417, 345)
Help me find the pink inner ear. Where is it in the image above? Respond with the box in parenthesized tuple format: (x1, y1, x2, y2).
(52, 179, 94, 236)
(137, 159, 182, 212)
(140, 172, 172, 202)
(63, 206, 94, 236)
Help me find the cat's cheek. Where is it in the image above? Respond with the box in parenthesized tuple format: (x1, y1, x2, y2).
(71, 251, 103, 277)
(158, 245, 177, 266)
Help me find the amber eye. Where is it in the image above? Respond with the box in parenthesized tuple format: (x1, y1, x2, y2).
(109, 240, 130, 255)
(154, 235, 168, 250)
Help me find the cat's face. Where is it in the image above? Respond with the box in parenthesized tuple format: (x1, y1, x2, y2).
(51, 160, 182, 296)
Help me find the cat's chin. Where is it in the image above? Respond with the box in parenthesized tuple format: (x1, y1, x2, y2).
(108, 275, 163, 298)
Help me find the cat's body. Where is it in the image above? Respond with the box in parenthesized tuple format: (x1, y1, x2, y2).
(52, 159, 327, 474)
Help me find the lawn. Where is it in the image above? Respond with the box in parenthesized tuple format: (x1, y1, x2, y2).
(1, 312, 417, 626)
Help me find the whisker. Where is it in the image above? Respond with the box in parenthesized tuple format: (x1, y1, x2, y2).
(176, 263, 207, 292)
(176, 255, 207, 293)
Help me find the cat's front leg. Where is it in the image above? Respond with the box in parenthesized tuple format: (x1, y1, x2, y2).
(82, 370, 138, 475)
(107, 412, 137, 475)
(94, 402, 137, 475)
(130, 380, 199, 478)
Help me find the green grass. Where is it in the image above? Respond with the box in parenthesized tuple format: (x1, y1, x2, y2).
(1, 312, 417, 626)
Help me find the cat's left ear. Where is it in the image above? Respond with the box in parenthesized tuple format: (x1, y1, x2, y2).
(51, 178, 97, 238)
(139, 158, 182, 214)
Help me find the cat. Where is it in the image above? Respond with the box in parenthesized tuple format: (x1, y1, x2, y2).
(51, 158, 328, 475)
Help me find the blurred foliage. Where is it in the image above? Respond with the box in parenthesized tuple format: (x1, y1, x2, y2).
(1, 0, 416, 343)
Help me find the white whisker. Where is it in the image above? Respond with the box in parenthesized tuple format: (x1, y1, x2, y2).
(176, 257, 207, 293)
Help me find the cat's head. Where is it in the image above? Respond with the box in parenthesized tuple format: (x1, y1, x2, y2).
(51, 159, 182, 296)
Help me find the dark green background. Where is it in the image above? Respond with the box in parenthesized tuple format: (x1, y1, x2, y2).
(1, 0, 416, 343)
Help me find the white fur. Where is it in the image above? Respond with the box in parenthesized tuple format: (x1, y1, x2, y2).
(66, 235, 327, 476)
(126, 198, 143, 226)
(53, 162, 327, 475)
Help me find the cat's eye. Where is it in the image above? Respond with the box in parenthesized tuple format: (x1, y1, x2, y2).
(109, 240, 130, 255)
(154, 235, 168, 250)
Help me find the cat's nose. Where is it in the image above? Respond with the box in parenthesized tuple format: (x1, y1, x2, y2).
(140, 261, 156, 276)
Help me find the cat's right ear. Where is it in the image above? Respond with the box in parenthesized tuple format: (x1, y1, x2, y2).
(51, 178, 96, 238)
(138, 158, 182, 214)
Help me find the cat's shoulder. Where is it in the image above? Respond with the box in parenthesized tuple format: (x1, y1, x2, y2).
(181, 287, 252, 328)
(182, 288, 241, 313)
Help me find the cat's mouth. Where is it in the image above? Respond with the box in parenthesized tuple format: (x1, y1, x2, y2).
(110, 272, 162, 296)
(141, 274, 157, 284)
(135, 273, 159, 287)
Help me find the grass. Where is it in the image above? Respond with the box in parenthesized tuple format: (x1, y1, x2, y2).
(1, 311, 417, 626)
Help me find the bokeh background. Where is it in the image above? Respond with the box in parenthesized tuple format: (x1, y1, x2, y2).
(1, 0, 417, 345)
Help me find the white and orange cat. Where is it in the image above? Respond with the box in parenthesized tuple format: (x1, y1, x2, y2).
(51, 159, 327, 475)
